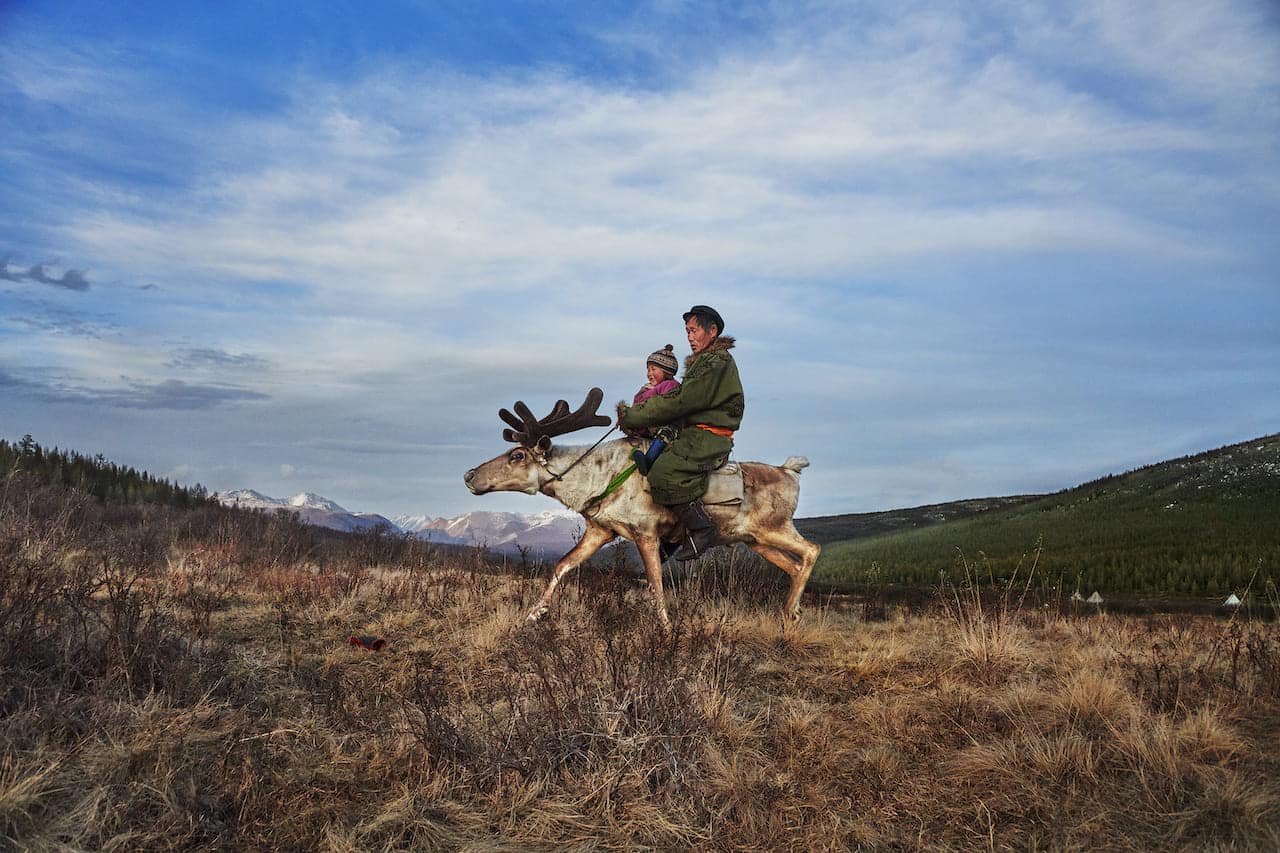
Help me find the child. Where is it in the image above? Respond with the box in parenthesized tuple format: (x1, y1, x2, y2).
(631, 344, 680, 474)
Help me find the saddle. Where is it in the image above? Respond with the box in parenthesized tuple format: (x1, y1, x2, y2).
(658, 462, 743, 560)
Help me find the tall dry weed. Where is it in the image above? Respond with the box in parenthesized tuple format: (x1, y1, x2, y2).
(937, 545, 1040, 680)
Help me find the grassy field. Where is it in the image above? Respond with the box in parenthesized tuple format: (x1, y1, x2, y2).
(3, 472, 1280, 850)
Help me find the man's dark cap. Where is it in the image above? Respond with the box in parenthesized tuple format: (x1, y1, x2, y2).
(682, 305, 724, 334)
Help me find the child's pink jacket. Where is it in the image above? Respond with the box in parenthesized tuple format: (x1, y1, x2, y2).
(633, 378, 680, 406)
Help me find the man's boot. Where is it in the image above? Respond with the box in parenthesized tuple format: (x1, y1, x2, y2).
(670, 499, 721, 562)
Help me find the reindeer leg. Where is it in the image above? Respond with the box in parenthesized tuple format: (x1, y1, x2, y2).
(750, 526, 821, 621)
(526, 523, 616, 624)
(636, 535, 671, 631)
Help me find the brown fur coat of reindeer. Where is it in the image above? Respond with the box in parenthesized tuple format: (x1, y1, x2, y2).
(464, 389, 820, 628)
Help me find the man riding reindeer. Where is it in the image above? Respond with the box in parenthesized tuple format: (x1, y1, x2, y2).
(617, 305, 742, 562)
(466, 303, 818, 625)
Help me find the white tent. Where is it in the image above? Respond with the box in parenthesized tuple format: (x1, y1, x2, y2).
(1087, 591, 1104, 605)
(1224, 593, 1242, 607)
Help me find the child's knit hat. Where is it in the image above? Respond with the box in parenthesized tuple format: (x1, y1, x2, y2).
(646, 344, 679, 377)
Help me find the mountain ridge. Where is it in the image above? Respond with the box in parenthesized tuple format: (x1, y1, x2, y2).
(393, 509, 583, 555)
(214, 490, 585, 555)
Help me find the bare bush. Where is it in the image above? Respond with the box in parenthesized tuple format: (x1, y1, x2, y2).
(1114, 616, 1280, 714)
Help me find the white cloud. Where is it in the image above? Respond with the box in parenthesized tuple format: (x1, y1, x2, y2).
(1083, 0, 1280, 105)
(47, 5, 1262, 322)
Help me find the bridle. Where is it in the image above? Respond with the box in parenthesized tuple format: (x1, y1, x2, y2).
(496, 387, 619, 490)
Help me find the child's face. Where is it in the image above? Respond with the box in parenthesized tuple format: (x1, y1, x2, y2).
(646, 364, 668, 385)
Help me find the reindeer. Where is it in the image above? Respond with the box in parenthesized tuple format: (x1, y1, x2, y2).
(463, 389, 821, 628)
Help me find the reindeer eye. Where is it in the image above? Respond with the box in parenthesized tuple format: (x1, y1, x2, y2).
(510, 450, 526, 462)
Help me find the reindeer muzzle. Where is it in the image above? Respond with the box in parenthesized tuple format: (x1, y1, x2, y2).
(463, 468, 486, 494)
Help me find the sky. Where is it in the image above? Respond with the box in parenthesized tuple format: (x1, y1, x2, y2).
(2, 0, 1278, 522)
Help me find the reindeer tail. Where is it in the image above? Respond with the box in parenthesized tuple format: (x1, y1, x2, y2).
(781, 456, 810, 474)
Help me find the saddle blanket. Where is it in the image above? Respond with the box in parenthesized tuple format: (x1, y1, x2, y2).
(704, 461, 744, 506)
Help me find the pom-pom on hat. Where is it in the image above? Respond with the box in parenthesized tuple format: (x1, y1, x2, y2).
(646, 344, 679, 377)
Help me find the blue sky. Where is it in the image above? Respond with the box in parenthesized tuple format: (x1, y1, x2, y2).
(2, 0, 1278, 520)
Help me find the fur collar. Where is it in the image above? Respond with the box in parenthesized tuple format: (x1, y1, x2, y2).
(685, 335, 735, 369)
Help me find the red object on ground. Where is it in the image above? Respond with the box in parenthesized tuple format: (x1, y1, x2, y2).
(348, 636, 386, 651)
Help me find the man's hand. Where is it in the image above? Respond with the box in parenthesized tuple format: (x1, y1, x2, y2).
(616, 401, 639, 436)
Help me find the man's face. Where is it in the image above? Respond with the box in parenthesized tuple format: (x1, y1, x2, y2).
(686, 317, 716, 354)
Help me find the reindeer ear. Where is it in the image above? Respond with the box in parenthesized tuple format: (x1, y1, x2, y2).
(536, 435, 552, 454)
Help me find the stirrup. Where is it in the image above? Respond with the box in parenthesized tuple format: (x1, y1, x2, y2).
(671, 532, 718, 562)
(670, 501, 720, 562)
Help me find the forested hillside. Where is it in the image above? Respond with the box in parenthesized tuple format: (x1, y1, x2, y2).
(815, 434, 1280, 598)
(0, 434, 212, 509)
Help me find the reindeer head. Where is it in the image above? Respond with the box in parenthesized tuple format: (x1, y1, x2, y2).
(464, 388, 610, 495)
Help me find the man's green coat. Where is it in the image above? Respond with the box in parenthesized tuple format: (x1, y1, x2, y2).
(619, 335, 744, 506)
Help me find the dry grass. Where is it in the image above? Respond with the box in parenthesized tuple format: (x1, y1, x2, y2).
(3, 475, 1280, 850)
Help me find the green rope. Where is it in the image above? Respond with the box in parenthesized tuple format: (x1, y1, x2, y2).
(583, 462, 637, 511)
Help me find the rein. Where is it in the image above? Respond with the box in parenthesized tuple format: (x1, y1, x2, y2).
(546, 424, 620, 483)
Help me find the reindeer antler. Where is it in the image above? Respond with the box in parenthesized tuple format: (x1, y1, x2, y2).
(500, 387, 611, 445)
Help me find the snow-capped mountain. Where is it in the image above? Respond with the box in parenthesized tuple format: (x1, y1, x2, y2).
(215, 489, 394, 534)
(216, 489, 582, 554)
(287, 491, 347, 513)
(216, 489, 281, 511)
(394, 510, 584, 555)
